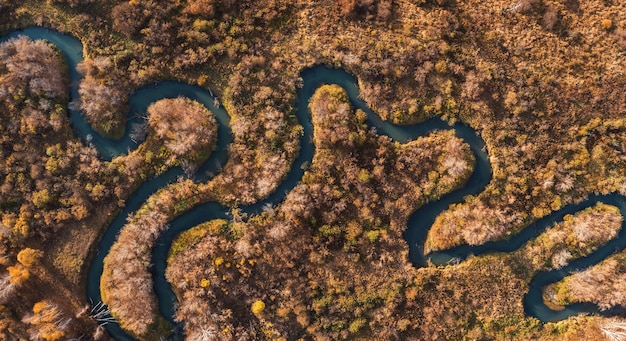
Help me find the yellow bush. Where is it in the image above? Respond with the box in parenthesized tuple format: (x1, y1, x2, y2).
(17, 248, 42, 267)
(7, 264, 29, 285)
(32, 301, 48, 314)
(251, 300, 265, 315)
(601, 19, 613, 30)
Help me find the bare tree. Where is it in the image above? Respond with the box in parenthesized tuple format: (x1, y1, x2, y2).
(180, 158, 198, 178)
(602, 320, 626, 341)
(129, 116, 149, 143)
(0, 273, 16, 304)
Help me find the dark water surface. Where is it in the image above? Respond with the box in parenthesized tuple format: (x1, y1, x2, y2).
(3, 27, 623, 340)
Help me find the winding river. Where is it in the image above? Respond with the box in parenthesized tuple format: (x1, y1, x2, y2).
(3, 27, 626, 340)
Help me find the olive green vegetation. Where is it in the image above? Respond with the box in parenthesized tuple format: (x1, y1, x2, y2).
(169, 219, 229, 260)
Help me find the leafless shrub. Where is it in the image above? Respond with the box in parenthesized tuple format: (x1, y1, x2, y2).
(602, 320, 626, 341)
(129, 120, 148, 143)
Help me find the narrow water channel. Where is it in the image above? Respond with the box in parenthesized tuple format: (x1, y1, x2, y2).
(2, 27, 623, 340)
